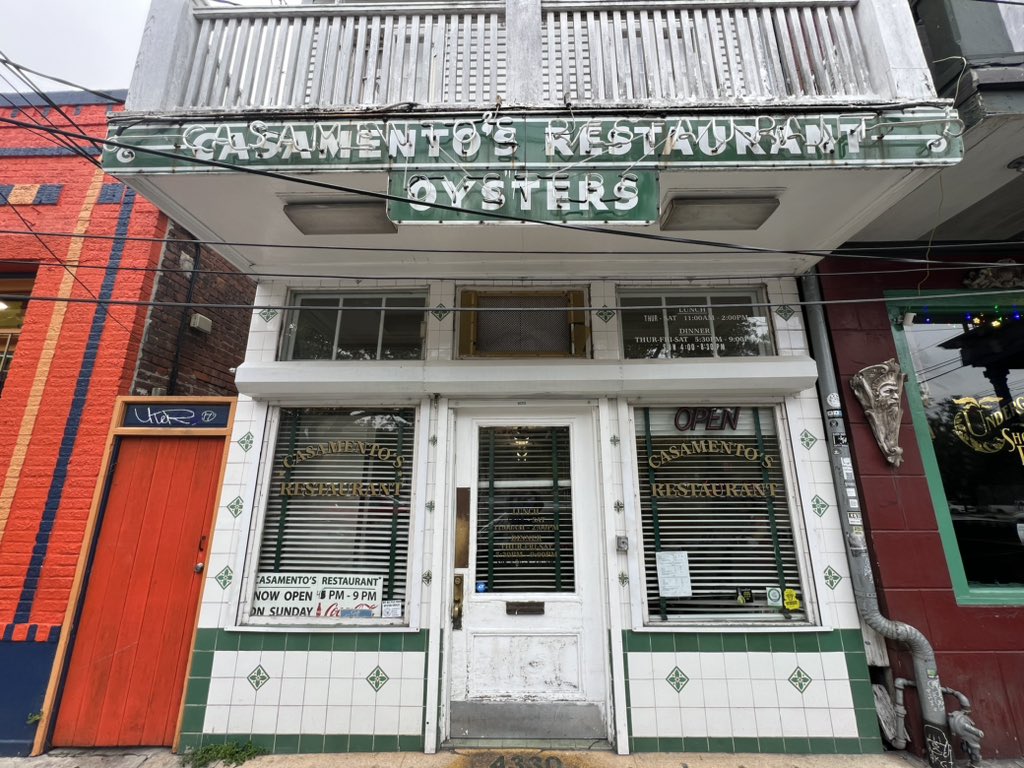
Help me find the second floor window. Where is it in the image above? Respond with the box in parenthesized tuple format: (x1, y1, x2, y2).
(282, 294, 427, 361)
(620, 290, 773, 359)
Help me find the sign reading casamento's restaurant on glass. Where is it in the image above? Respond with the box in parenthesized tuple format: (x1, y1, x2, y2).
(104, 108, 962, 223)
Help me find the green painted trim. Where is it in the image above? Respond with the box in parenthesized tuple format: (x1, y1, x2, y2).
(622, 629, 861, 653)
(628, 736, 872, 754)
(888, 294, 1024, 606)
(184, 731, 425, 754)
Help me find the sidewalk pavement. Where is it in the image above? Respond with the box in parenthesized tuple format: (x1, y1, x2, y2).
(6, 747, 1019, 768)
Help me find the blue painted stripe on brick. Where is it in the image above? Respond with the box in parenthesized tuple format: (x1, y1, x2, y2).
(47, 626, 60, 643)
(1, 625, 12, 642)
(97, 183, 124, 205)
(12, 189, 137, 624)
(0, 148, 101, 157)
(0, 185, 11, 204)
(33, 184, 62, 205)
(25, 626, 37, 642)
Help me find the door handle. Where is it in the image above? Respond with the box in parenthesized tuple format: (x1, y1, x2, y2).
(452, 574, 464, 630)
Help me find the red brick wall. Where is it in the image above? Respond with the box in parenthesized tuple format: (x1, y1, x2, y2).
(132, 223, 255, 397)
(818, 256, 1024, 758)
(0, 102, 164, 634)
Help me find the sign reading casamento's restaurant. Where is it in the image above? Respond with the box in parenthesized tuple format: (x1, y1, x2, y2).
(104, 109, 963, 223)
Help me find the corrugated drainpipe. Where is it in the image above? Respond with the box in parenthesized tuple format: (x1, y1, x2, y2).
(800, 271, 954, 767)
(167, 242, 201, 396)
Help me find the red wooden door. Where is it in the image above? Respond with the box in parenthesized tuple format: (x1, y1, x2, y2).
(52, 436, 223, 746)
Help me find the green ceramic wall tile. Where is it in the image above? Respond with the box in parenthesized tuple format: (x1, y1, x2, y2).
(323, 735, 350, 752)
(348, 735, 374, 752)
(673, 635, 699, 652)
(650, 634, 674, 652)
(808, 737, 836, 753)
(794, 634, 820, 652)
(299, 734, 325, 753)
(697, 634, 724, 652)
(274, 735, 300, 753)
(732, 737, 759, 753)
(722, 634, 747, 652)
(355, 634, 380, 652)
(238, 633, 263, 651)
(309, 634, 333, 651)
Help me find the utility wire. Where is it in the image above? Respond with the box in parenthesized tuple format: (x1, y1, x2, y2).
(0, 286, 1021, 315)
(0, 51, 107, 165)
(0, 227, 1021, 267)
(0, 72, 100, 164)
(0, 56, 123, 103)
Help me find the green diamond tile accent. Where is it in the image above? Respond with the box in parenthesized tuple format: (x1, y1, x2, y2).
(799, 430, 818, 450)
(215, 565, 233, 590)
(775, 304, 795, 321)
(789, 666, 813, 693)
(666, 666, 689, 692)
(823, 565, 843, 590)
(247, 664, 270, 690)
(238, 432, 254, 452)
(596, 306, 616, 323)
(811, 495, 830, 517)
(431, 304, 451, 321)
(366, 665, 390, 691)
(258, 308, 279, 323)
(226, 496, 245, 518)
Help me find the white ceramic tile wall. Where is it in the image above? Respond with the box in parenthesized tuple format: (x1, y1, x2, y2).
(627, 651, 858, 739)
(202, 650, 425, 735)
(198, 274, 862, 746)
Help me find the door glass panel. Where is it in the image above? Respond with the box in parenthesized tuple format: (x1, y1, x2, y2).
(474, 426, 575, 593)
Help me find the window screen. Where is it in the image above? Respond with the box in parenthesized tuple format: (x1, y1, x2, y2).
(251, 407, 416, 624)
(620, 292, 773, 359)
(634, 406, 805, 622)
(474, 426, 575, 593)
(458, 290, 588, 357)
(282, 294, 426, 361)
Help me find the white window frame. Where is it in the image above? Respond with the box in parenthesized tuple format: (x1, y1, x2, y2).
(236, 402, 428, 629)
(624, 401, 818, 628)
(617, 286, 776, 360)
(280, 291, 429, 361)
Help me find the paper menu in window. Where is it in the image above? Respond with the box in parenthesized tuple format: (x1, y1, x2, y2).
(656, 551, 693, 598)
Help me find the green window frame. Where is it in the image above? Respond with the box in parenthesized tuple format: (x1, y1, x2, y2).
(890, 290, 1024, 605)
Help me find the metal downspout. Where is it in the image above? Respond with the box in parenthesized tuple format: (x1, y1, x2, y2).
(800, 272, 955, 767)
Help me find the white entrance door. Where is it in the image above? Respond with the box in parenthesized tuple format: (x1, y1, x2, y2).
(448, 409, 608, 742)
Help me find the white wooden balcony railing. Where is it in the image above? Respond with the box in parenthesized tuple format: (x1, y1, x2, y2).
(128, 0, 937, 113)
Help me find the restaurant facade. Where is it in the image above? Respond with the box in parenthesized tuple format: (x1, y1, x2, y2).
(76, 0, 969, 756)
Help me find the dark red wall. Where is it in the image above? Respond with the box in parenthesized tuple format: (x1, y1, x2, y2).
(133, 223, 255, 397)
(819, 255, 1024, 758)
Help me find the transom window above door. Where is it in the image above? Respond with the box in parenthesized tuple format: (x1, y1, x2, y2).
(458, 290, 589, 358)
(620, 290, 774, 359)
(281, 293, 427, 361)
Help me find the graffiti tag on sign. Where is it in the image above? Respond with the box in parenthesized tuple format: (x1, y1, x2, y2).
(251, 572, 383, 619)
(124, 404, 231, 428)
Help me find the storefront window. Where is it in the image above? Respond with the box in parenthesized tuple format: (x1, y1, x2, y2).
(633, 406, 806, 623)
(249, 407, 416, 625)
(281, 293, 426, 361)
(620, 291, 773, 359)
(900, 305, 1024, 592)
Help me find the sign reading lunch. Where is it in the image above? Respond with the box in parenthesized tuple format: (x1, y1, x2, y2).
(106, 109, 962, 173)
